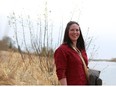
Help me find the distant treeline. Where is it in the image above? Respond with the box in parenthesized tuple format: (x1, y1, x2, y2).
(89, 58, 116, 62)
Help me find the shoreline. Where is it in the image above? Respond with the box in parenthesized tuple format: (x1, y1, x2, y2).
(89, 58, 116, 62)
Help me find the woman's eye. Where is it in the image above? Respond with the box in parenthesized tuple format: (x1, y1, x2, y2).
(76, 29, 80, 31)
(70, 29, 80, 32)
(70, 29, 74, 31)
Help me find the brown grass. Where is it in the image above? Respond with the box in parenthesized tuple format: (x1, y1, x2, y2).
(0, 50, 59, 85)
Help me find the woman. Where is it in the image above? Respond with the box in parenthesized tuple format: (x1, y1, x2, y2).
(54, 21, 88, 85)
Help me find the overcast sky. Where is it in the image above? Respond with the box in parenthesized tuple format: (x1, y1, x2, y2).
(0, 0, 116, 59)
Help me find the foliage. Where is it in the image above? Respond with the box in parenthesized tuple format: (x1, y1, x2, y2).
(0, 36, 17, 51)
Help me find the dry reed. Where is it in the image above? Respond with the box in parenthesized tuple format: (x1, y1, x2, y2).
(0, 50, 59, 85)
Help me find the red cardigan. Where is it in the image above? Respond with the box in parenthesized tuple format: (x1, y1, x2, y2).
(54, 44, 88, 85)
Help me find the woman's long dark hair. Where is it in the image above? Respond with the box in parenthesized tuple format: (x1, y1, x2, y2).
(63, 21, 85, 50)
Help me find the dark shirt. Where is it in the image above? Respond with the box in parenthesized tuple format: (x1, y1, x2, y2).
(54, 44, 88, 85)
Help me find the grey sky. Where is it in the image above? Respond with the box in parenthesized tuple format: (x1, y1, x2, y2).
(0, 0, 116, 59)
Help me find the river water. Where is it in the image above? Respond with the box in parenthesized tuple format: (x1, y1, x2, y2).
(88, 61, 116, 85)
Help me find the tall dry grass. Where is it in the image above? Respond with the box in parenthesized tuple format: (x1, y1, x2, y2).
(0, 50, 59, 85)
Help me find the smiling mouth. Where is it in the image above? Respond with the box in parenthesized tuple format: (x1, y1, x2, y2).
(72, 35, 78, 37)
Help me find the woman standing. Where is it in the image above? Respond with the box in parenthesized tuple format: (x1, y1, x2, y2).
(54, 21, 88, 85)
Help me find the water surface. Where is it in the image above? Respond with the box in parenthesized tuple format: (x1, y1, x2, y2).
(89, 61, 116, 85)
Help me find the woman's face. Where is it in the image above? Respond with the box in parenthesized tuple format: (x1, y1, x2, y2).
(68, 24, 80, 42)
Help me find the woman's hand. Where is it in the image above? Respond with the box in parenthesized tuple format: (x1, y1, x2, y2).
(59, 78, 67, 85)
